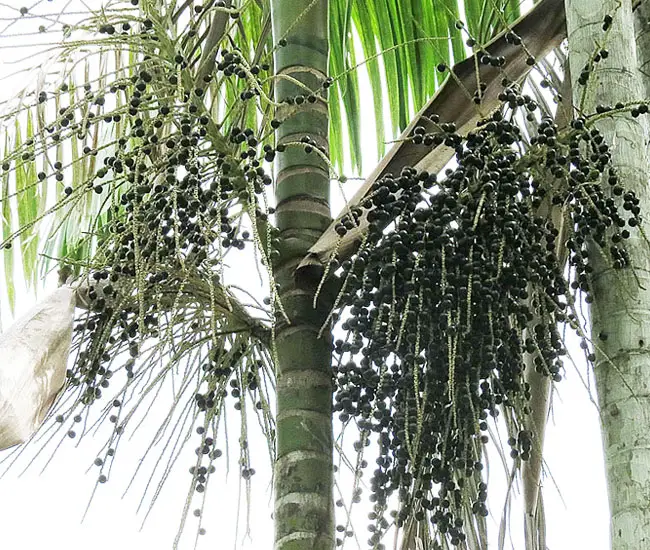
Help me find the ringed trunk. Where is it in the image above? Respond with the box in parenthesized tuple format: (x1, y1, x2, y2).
(271, 1, 334, 549)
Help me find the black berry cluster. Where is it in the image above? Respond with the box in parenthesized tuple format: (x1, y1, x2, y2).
(330, 88, 643, 546)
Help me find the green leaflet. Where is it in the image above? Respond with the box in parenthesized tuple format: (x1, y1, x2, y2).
(15, 111, 39, 290)
(351, 1, 386, 161)
(1, 135, 14, 314)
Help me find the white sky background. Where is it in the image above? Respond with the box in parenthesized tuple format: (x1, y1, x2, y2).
(0, 1, 610, 549)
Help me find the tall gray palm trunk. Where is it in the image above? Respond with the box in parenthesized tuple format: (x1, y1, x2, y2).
(271, 1, 334, 549)
(566, 1, 650, 548)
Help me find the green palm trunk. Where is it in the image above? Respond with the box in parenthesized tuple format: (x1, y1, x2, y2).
(566, 1, 650, 548)
(271, 1, 334, 549)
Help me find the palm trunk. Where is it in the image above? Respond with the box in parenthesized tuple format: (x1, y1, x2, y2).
(271, 1, 334, 549)
(566, 2, 650, 549)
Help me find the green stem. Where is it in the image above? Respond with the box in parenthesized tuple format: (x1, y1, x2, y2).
(271, 0, 334, 549)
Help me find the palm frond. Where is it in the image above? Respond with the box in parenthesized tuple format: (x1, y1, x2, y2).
(332, 0, 458, 174)
(329, 0, 521, 177)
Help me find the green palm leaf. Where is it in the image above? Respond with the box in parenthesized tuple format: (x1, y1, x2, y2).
(325, 0, 523, 177)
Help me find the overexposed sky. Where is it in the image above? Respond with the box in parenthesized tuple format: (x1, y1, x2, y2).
(0, 2, 609, 549)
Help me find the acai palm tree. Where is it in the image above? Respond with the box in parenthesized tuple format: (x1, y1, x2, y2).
(1, 1, 649, 549)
